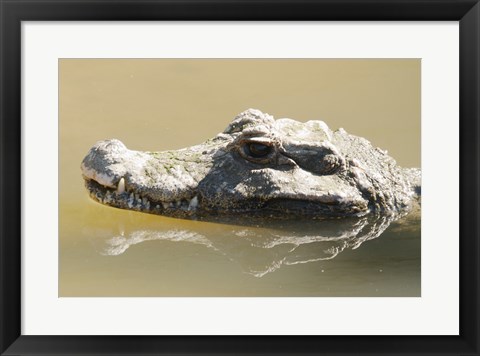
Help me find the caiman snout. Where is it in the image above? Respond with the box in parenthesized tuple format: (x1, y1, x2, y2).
(81, 139, 148, 189)
(81, 138, 204, 216)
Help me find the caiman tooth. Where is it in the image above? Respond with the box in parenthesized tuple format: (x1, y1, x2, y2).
(117, 177, 125, 194)
(188, 196, 199, 210)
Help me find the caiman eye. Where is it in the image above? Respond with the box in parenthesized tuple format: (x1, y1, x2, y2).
(238, 139, 276, 163)
(246, 143, 272, 158)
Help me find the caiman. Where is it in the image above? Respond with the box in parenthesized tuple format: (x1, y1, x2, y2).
(81, 109, 421, 220)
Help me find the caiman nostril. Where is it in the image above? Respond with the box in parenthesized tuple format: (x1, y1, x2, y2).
(101, 139, 128, 153)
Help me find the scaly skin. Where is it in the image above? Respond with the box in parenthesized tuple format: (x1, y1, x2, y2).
(81, 109, 421, 220)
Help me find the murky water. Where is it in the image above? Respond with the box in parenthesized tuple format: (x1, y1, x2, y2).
(59, 59, 420, 297)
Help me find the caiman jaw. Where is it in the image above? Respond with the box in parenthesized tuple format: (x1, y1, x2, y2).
(83, 177, 200, 217)
(83, 173, 367, 219)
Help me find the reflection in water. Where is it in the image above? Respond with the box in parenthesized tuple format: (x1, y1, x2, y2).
(85, 212, 407, 278)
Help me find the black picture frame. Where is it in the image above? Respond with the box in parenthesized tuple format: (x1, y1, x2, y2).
(1, 1, 479, 355)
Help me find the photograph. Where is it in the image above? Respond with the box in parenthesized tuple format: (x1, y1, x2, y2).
(2, 0, 478, 353)
(59, 59, 421, 297)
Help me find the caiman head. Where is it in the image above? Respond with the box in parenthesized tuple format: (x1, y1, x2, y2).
(81, 109, 420, 220)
